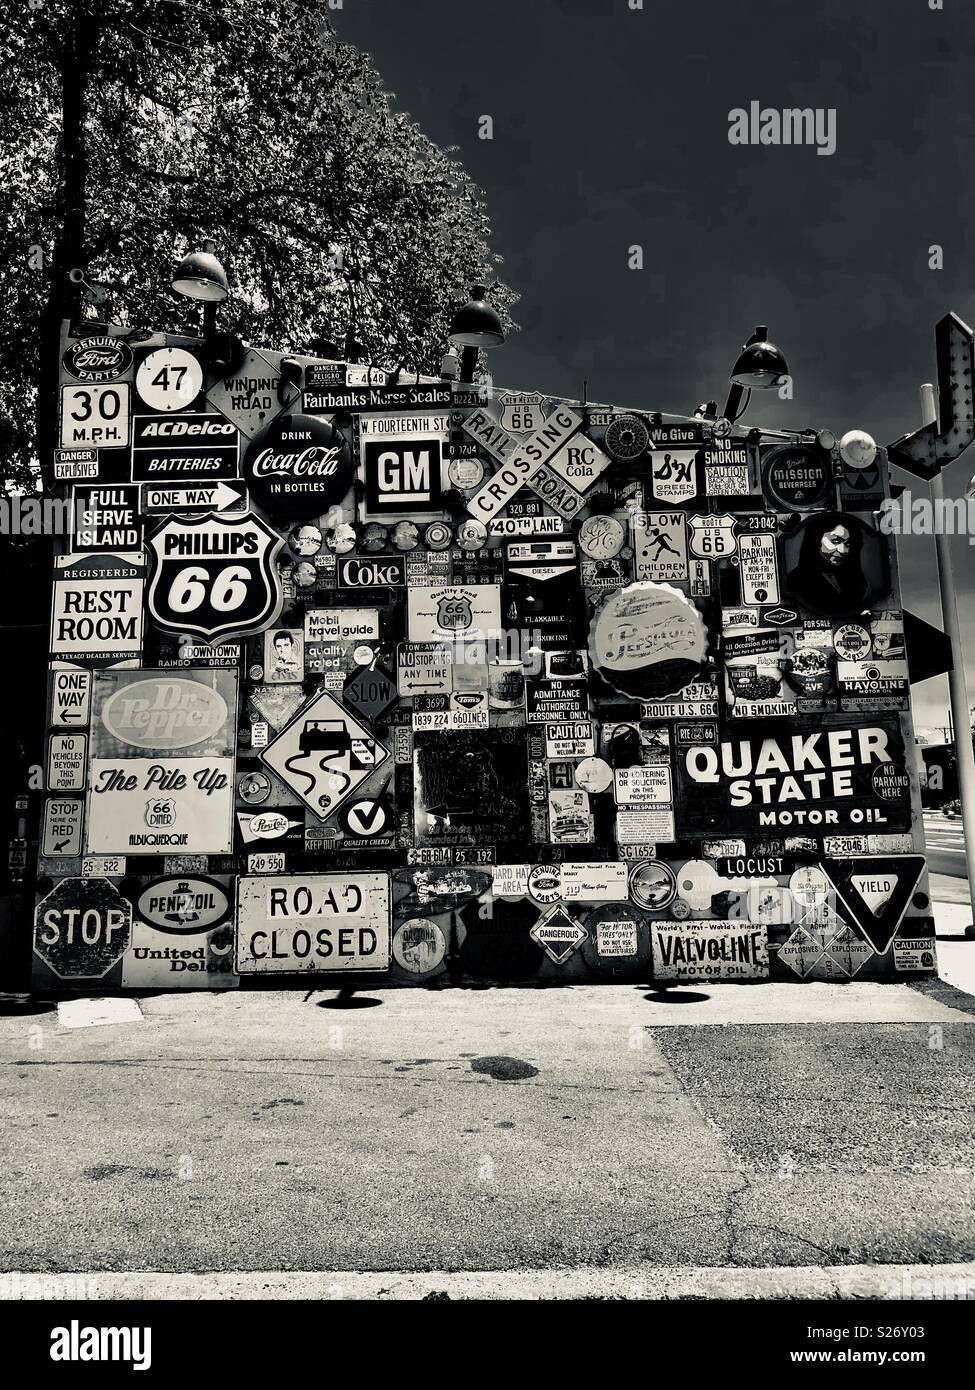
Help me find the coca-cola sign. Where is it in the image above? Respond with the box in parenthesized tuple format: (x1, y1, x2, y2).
(244, 413, 353, 519)
(62, 335, 133, 383)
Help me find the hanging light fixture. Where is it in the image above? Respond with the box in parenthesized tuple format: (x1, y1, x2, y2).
(171, 239, 229, 303)
(722, 325, 790, 424)
(448, 285, 505, 383)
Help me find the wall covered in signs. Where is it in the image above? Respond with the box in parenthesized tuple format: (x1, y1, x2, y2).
(33, 320, 937, 991)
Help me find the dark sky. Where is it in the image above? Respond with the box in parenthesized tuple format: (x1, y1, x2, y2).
(334, 0, 975, 732)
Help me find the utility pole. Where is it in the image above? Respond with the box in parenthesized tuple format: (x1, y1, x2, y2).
(922, 381, 975, 923)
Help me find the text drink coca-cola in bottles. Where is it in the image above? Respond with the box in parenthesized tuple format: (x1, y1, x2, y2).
(244, 412, 353, 519)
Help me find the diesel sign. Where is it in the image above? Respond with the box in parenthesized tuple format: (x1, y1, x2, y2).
(362, 438, 443, 515)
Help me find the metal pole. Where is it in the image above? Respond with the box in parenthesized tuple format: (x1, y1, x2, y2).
(922, 382, 975, 921)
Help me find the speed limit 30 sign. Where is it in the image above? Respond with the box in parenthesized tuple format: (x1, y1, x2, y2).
(146, 511, 283, 642)
(60, 383, 131, 449)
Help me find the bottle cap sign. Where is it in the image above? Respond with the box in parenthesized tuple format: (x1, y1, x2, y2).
(589, 581, 707, 699)
(244, 413, 353, 520)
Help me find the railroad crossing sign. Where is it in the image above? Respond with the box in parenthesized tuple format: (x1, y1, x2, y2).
(260, 689, 390, 823)
(33, 878, 132, 979)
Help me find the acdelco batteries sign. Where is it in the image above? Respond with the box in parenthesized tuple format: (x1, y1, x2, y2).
(131, 413, 240, 482)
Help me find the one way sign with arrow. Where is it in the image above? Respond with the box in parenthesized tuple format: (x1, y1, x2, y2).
(141, 480, 246, 514)
(821, 855, 926, 955)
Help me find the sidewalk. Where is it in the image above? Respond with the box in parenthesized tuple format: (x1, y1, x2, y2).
(3, 975, 975, 1278)
(931, 872, 975, 998)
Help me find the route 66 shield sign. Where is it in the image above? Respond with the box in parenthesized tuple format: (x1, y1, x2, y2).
(497, 392, 545, 435)
(147, 511, 283, 642)
(688, 513, 738, 560)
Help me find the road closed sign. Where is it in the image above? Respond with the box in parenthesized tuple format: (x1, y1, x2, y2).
(236, 872, 390, 974)
(33, 878, 132, 979)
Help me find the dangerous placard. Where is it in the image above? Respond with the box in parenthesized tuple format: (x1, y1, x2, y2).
(260, 688, 390, 822)
(34, 878, 132, 979)
(236, 872, 390, 973)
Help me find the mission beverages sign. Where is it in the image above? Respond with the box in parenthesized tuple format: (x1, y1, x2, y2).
(678, 720, 910, 834)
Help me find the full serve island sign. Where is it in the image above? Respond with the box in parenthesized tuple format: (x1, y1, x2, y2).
(33, 318, 936, 989)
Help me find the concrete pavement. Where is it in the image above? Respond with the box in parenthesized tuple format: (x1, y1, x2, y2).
(3, 978, 975, 1280)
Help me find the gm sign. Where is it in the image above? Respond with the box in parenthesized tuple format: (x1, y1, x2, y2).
(362, 438, 442, 514)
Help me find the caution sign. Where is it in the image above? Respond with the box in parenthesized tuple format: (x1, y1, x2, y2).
(236, 872, 390, 974)
(260, 688, 390, 822)
(822, 854, 926, 954)
(33, 878, 132, 979)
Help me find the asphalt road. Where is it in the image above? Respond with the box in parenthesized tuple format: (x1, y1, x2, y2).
(3, 982, 975, 1275)
(924, 812, 967, 878)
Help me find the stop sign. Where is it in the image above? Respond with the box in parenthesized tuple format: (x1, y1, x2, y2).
(34, 878, 132, 979)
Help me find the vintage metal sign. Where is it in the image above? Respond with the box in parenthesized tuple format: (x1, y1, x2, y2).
(50, 554, 144, 664)
(131, 412, 239, 482)
(260, 688, 390, 823)
(34, 878, 132, 980)
(236, 872, 391, 973)
(146, 512, 283, 642)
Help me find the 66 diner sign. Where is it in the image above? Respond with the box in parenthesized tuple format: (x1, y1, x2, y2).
(147, 511, 283, 642)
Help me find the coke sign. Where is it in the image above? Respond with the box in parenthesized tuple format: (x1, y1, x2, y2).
(244, 413, 353, 519)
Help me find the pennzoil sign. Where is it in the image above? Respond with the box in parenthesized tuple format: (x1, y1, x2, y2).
(146, 512, 283, 642)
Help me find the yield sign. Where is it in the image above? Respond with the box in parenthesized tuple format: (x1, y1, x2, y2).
(530, 904, 587, 964)
(260, 688, 390, 823)
(822, 855, 926, 955)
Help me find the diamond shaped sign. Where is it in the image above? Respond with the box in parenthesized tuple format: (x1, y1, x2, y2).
(777, 926, 824, 979)
(530, 904, 587, 965)
(206, 347, 288, 439)
(260, 689, 390, 823)
(343, 664, 397, 722)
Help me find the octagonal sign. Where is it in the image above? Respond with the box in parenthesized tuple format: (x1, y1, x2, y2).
(34, 878, 132, 979)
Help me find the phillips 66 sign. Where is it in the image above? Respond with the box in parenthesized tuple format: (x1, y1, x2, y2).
(146, 511, 283, 642)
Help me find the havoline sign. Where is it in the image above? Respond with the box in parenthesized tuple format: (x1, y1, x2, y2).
(146, 511, 283, 642)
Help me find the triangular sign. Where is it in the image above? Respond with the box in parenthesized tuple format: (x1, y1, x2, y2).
(821, 855, 926, 955)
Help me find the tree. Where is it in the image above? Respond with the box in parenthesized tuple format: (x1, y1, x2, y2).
(0, 0, 517, 492)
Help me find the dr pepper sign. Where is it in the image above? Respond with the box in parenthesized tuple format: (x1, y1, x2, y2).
(146, 511, 283, 642)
